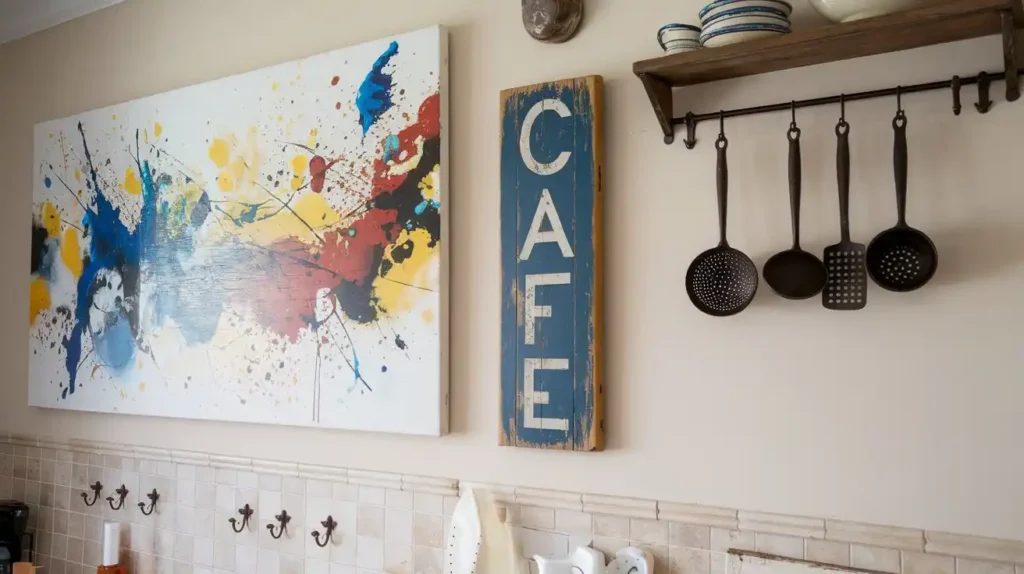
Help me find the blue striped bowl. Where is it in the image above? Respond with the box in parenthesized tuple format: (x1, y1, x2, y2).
(699, 0, 793, 22)
(699, 22, 791, 47)
(702, 5, 791, 26)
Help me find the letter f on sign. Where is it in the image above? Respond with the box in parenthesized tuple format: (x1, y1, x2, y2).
(524, 273, 570, 345)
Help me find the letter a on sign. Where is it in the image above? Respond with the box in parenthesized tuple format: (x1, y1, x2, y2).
(499, 76, 604, 451)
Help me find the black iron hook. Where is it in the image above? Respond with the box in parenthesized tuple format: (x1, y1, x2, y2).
(311, 515, 338, 548)
(266, 510, 291, 539)
(80, 482, 103, 507)
(682, 112, 698, 149)
(952, 76, 963, 116)
(138, 489, 159, 516)
(840, 93, 846, 121)
(976, 71, 993, 113)
(106, 485, 129, 511)
(896, 85, 903, 113)
(788, 101, 800, 140)
(229, 504, 254, 533)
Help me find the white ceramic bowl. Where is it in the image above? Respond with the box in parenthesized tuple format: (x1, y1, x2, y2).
(659, 23, 702, 54)
(700, 23, 789, 48)
(702, 5, 790, 27)
(808, 0, 928, 23)
(699, 0, 793, 24)
(701, 14, 790, 38)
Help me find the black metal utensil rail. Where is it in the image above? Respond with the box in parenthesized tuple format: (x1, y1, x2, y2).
(676, 68, 1017, 149)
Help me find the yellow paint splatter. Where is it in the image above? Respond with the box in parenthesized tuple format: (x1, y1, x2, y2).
(123, 167, 142, 195)
(218, 172, 235, 192)
(154, 122, 163, 138)
(74, 168, 82, 182)
(41, 202, 61, 237)
(418, 165, 439, 201)
(29, 278, 50, 325)
(307, 129, 318, 148)
(209, 138, 231, 168)
(61, 228, 82, 278)
(291, 155, 309, 176)
(290, 176, 303, 191)
(272, 82, 279, 90)
(422, 309, 434, 323)
(372, 228, 438, 314)
(112, 114, 117, 121)
(235, 193, 339, 245)
(144, 129, 149, 144)
(138, 382, 146, 392)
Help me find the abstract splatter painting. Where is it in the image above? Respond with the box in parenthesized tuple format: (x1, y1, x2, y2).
(28, 27, 449, 436)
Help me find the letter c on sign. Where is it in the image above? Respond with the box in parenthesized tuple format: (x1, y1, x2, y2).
(520, 99, 572, 176)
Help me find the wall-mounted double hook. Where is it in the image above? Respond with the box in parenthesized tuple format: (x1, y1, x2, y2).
(80, 482, 103, 507)
(311, 515, 337, 548)
(106, 485, 129, 510)
(229, 504, 254, 533)
(266, 510, 291, 539)
(138, 489, 159, 516)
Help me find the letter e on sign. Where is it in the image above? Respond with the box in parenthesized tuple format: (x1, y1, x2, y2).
(499, 76, 604, 452)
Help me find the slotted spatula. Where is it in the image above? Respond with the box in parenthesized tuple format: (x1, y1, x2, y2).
(822, 115, 867, 311)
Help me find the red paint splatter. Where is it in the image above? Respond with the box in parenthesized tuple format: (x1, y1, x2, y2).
(245, 92, 441, 341)
(336, 102, 341, 110)
(331, 76, 340, 86)
(309, 155, 340, 193)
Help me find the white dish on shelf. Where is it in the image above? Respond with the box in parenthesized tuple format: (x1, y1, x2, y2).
(699, 0, 793, 23)
(659, 23, 702, 54)
(700, 22, 790, 47)
(701, 14, 790, 38)
(702, 5, 790, 26)
(808, 0, 928, 23)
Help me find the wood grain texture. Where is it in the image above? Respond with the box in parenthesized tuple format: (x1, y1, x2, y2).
(633, 0, 1024, 87)
(499, 76, 604, 452)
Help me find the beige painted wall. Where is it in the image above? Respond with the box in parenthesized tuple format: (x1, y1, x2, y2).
(1, 0, 1022, 542)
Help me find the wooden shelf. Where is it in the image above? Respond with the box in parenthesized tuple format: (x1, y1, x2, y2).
(633, 0, 1024, 144)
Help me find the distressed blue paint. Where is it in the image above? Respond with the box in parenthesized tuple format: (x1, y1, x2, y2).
(356, 41, 399, 135)
(500, 78, 603, 451)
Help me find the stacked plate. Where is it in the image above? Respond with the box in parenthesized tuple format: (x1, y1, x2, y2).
(699, 0, 792, 48)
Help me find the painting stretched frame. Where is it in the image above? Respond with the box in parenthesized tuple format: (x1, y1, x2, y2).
(28, 26, 449, 436)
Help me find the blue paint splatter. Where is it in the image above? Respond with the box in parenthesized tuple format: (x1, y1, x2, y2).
(352, 350, 361, 387)
(356, 41, 399, 135)
(383, 135, 400, 162)
(414, 199, 440, 216)
(44, 176, 52, 188)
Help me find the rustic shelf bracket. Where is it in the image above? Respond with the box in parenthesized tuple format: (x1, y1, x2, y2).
(976, 71, 993, 113)
(638, 73, 675, 144)
(1002, 10, 1020, 102)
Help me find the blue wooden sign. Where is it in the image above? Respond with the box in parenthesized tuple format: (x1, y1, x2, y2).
(500, 76, 604, 451)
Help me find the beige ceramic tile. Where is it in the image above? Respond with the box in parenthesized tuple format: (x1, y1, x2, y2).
(359, 486, 387, 506)
(555, 509, 592, 536)
(520, 505, 555, 530)
(903, 552, 956, 574)
(412, 514, 443, 548)
(413, 493, 443, 516)
(671, 523, 711, 550)
(594, 514, 631, 539)
(386, 489, 414, 511)
(957, 558, 1014, 574)
(710, 529, 755, 553)
(631, 518, 669, 545)
(805, 539, 850, 566)
(413, 545, 442, 574)
(386, 509, 413, 545)
(384, 542, 412, 574)
(756, 533, 804, 559)
(357, 536, 384, 570)
(358, 504, 385, 538)
(671, 547, 711, 574)
(592, 537, 629, 559)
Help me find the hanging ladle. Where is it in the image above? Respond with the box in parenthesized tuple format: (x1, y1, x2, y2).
(866, 88, 938, 292)
(764, 103, 828, 300)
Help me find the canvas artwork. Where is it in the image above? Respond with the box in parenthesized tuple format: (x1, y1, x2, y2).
(28, 27, 449, 436)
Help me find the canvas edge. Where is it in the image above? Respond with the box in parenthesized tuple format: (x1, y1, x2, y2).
(437, 24, 451, 437)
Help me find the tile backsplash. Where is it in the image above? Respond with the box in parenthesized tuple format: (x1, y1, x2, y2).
(1, 432, 1022, 574)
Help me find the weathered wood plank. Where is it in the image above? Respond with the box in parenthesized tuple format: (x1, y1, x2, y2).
(499, 76, 604, 452)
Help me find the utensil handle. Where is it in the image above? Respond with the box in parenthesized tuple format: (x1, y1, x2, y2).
(893, 112, 908, 226)
(836, 120, 851, 242)
(716, 134, 729, 247)
(788, 126, 802, 248)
